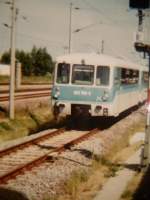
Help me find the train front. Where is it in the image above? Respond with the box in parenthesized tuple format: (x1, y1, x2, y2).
(51, 57, 111, 118)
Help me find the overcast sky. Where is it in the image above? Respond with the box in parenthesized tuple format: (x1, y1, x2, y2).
(0, 0, 149, 63)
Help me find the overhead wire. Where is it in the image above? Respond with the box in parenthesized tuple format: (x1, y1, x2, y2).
(17, 32, 64, 47)
(77, 0, 144, 63)
(81, 0, 118, 25)
(81, 0, 134, 28)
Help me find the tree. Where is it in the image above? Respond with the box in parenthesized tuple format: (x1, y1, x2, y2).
(0, 47, 54, 76)
(1, 51, 11, 64)
(16, 50, 33, 76)
(31, 46, 54, 76)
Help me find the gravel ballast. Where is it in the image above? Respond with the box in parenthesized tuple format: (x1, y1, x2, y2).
(0, 107, 146, 200)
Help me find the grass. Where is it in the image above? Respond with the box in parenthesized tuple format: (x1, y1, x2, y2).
(104, 164, 120, 178)
(0, 74, 52, 84)
(0, 75, 9, 83)
(22, 74, 52, 84)
(0, 121, 13, 131)
(0, 105, 146, 200)
(49, 116, 145, 200)
(64, 170, 89, 200)
(0, 104, 55, 143)
(43, 196, 58, 200)
(120, 172, 143, 200)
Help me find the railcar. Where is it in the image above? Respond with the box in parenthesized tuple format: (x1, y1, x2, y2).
(51, 53, 148, 118)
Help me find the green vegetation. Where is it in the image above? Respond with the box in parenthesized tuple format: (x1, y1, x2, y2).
(22, 74, 52, 84)
(0, 106, 145, 200)
(48, 117, 145, 200)
(0, 75, 9, 83)
(0, 46, 54, 77)
(64, 170, 89, 200)
(43, 195, 58, 200)
(120, 172, 143, 200)
(0, 104, 55, 143)
(0, 74, 52, 84)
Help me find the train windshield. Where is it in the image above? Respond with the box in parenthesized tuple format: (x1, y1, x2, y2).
(56, 63, 70, 84)
(72, 64, 94, 85)
(96, 66, 110, 86)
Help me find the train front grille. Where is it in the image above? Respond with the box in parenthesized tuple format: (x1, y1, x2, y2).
(71, 104, 91, 116)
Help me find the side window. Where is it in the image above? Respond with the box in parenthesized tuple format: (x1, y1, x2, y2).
(114, 67, 121, 85)
(142, 71, 148, 85)
(56, 63, 70, 84)
(96, 66, 110, 86)
(121, 68, 139, 85)
(132, 70, 139, 84)
(121, 69, 130, 84)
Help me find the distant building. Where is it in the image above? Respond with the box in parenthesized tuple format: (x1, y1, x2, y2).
(0, 64, 10, 75)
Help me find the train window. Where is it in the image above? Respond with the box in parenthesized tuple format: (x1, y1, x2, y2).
(114, 68, 121, 85)
(56, 63, 70, 84)
(72, 64, 94, 85)
(121, 68, 139, 84)
(142, 71, 148, 84)
(96, 66, 110, 86)
(132, 70, 139, 83)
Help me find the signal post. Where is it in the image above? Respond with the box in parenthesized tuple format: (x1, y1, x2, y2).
(134, 39, 150, 172)
(129, 0, 150, 170)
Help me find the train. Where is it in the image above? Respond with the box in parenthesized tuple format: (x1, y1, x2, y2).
(51, 53, 148, 119)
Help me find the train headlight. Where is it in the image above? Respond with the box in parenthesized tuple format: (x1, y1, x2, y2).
(54, 87, 60, 99)
(101, 91, 109, 101)
(103, 108, 108, 116)
(95, 105, 102, 113)
(59, 104, 65, 113)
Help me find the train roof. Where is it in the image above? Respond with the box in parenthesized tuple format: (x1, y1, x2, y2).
(56, 53, 148, 71)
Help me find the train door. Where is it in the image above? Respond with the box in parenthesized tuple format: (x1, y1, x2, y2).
(113, 67, 121, 115)
(118, 68, 132, 112)
(140, 71, 148, 103)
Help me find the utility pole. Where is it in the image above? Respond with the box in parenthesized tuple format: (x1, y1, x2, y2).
(101, 40, 104, 54)
(138, 9, 144, 32)
(129, 0, 150, 170)
(135, 9, 145, 44)
(68, 2, 72, 54)
(9, 0, 16, 119)
(134, 13, 150, 171)
(143, 48, 150, 171)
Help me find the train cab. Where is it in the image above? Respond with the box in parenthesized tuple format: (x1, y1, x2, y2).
(51, 53, 148, 119)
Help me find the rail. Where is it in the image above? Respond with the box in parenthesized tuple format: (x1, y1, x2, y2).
(0, 128, 100, 184)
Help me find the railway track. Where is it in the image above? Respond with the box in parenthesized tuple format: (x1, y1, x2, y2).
(0, 83, 51, 86)
(0, 92, 50, 102)
(0, 87, 51, 94)
(0, 128, 99, 184)
(0, 88, 51, 102)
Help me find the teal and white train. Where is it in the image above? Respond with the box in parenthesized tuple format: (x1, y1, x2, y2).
(51, 53, 148, 118)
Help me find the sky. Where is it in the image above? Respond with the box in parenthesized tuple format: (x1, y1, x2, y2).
(0, 0, 149, 64)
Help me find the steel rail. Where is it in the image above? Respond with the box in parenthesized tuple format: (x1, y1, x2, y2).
(0, 83, 52, 86)
(0, 92, 51, 102)
(0, 87, 51, 94)
(0, 128, 100, 184)
(0, 128, 65, 158)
